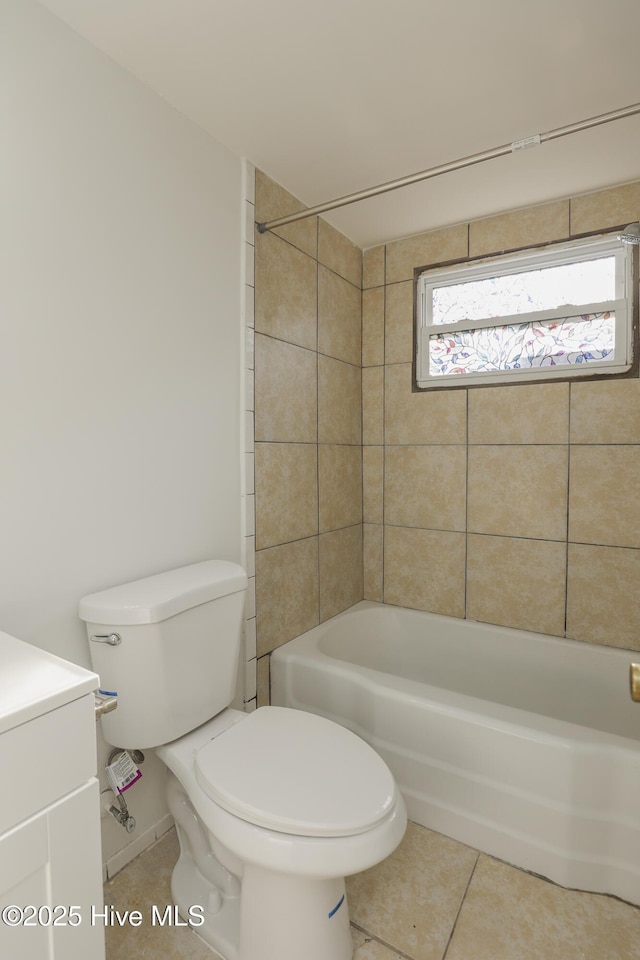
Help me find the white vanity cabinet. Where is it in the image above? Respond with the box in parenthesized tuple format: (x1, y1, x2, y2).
(0, 630, 105, 959)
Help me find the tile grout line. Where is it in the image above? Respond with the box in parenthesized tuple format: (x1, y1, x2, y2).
(382, 243, 386, 603)
(350, 922, 414, 960)
(564, 383, 572, 637)
(316, 216, 321, 627)
(440, 852, 481, 960)
(464, 386, 469, 620)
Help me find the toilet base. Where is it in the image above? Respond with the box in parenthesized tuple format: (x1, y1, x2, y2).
(171, 845, 353, 960)
(167, 774, 354, 960)
(238, 866, 351, 960)
(171, 843, 240, 959)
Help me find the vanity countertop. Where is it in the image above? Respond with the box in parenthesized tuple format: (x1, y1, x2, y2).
(0, 630, 98, 735)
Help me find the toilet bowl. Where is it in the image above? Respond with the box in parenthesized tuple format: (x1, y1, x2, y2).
(80, 560, 407, 960)
(158, 706, 406, 960)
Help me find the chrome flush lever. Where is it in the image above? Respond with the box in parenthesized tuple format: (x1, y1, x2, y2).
(90, 633, 122, 646)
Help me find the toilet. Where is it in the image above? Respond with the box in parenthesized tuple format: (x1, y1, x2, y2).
(80, 560, 406, 960)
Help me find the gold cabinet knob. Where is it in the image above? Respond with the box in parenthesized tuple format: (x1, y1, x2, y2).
(630, 664, 640, 702)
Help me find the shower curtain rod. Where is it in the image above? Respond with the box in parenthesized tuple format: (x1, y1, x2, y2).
(256, 101, 640, 234)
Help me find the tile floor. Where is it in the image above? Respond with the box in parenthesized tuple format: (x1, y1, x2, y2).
(104, 822, 640, 960)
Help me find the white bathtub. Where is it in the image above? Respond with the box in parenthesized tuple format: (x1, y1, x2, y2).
(270, 601, 640, 905)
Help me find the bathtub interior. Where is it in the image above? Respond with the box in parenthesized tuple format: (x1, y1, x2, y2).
(313, 602, 640, 740)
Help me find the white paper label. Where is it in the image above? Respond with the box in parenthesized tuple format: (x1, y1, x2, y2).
(106, 751, 142, 794)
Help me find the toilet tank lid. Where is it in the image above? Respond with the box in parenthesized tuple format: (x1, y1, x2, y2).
(78, 560, 247, 625)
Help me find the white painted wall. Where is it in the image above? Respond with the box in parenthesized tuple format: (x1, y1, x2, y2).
(1, 0, 243, 870)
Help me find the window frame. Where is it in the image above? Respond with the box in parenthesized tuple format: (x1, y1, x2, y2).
(415, 234, 636, 390)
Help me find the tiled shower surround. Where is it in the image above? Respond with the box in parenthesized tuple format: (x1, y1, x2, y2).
(250, 174, 640, 696)
(252, 170, 364, 694)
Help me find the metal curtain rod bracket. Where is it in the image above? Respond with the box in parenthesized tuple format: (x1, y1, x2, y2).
(256, 102, 640, 234)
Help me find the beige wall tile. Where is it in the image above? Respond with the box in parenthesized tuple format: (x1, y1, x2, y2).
(385, 363, 467, 444)
(385, 446, 466, 531)
(384, 526, 466, 616)
(256, 654, 270, 707)
(570, 180, 640, 236)
(319, 444, 363, 532)
(318, 218, 362, 287)
(469, 200, 569, 258)
(569, 446, 640, 548)
(319, 524, 363, 621)
(363, 245, 385, 289)
(385, 223, 468, 284)
(446, 854, 640, 960)
(566, 543, 640, 649)
(466, 535, 566, 635)
(318, 355, 361, 444)
(347, 822, 478, 960)
(256, 537, 319, 655)
(362, 287, 385, 367)
(363, 445, 384, 523)
(255, 443, 318, 549)
(255, 231, 317, 350)
(363, 366, 384, 445)
(255, 169, 317, 258)
(469, 382, 569, 444)
(253, 171, 640, 663)
(385, 280, 414, 365)
(255, 334, 317, 442)
(363, 523, 383, 601)
(318, 265, 361, 366)
(468, 446, 568, 540)
(570, 379, 640, 444)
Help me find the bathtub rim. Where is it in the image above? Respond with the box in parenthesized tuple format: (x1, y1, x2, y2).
(271, 600, 640, 753)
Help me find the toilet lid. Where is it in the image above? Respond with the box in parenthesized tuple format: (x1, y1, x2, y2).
(195, 707, 398, 837)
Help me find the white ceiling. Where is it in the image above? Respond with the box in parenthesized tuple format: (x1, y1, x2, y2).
(39, 0, 640, 248)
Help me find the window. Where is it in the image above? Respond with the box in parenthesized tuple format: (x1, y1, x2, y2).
(416, 235, 635, 388)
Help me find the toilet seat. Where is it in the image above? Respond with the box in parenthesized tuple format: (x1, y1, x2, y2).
(159, 707, 407, 878)
(195, 706, 397, 838)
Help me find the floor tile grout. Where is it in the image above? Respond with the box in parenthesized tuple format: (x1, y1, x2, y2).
(351, 921, 414, 959)
(440, 851, 481, 960)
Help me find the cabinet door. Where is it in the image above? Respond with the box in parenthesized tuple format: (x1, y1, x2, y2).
(0, 779, 105, 960)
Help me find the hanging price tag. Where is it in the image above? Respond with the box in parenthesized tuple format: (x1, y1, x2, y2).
(106, 751, 142, 794)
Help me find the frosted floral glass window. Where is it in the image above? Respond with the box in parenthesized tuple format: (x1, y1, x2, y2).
(416, 236, 633, 388)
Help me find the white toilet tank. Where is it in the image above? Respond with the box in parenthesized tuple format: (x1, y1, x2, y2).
(79, 560, 247, 749)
